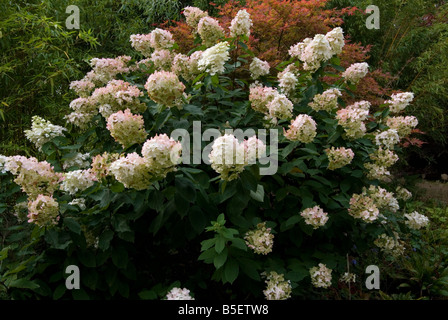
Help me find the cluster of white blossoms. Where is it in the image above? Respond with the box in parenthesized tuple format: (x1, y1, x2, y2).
(342, 62, 369, 84)
(267, 94, 294, 120)
(374, 129, 400, 150)
(325, 146, 354, 170)
(208, 134, 265, 181)
(229, 9, 252, 38)
(249, 84, 294, 122)
(300, 205, 329, 229)
(308, 88, 342, 112)
(27, 194, 60, 227)
(60, 169, 97, 195)
(362, 185, 399, 213)
(249, 85, 277, 114)
(68, 198, 86, 211)
(183, 6, 208, 29)
(249, 57, 270, 80)
(24, 116, 67, 151)
(141, 134, 183, 179)
(198, 41, 230, 76)
(278, 70, 298, 97)
(396, 186, 412, 201)
(65, 97, 98, 129)
(309, 263, 332, 288)
(283, 114, 317, 143)
(197, 16, 225, 47)
(109, 152, 152, 191)
(5, 156, 62, 199)
(348, 193, 379, 223)
(63, 152, 91, 170)
(262, 271, 292, 300)
(336, 102, 370, 140)
(91, 79, 146, 119)
(404, 211, 429, 230)
(90, 152, 121, 180)
(363, 163, 391, 181)
(150, 49, 173, 71)
(288, 27, 344, 72)
(165, 287, 195, 300)
(106, 109, 147, 149)
(374, 232, 406, 257)
(144, 71, 186, 108)
(385, 92, 414, 114)
(172, 51, 203, 82)
(340, 272, 356, 284)
(364, 147, 399, 181)
(244, 222, 274, 255)
(130, 28, 175, 57)
(385, 116, 418, 138)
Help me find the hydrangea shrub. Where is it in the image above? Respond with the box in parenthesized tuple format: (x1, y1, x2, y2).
(0, 6, 428, 300)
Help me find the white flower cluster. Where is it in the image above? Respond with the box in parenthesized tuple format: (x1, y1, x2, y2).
(198, 41, 230, 76)
(385, 92, 414, 114)
(386, 116, 418, 138)
(308, 88, 342, 112)
(374, 233, 406, 257)
(63, 152, 91, 170)
(404, 211, 429, 230)
(340, 272, 356, 284)
(325, 146, 355, 170)
(375, 129, 400, 149)
(24, 116, 67, 151)
(288, 27, 344, 72)
(309, 263, 332, 288)
(336, 102, 370, 140)
(362, 185, 399, 213)
(348, 193, 379, 223)
(300, 205, 329, 229)
(27, 194, 60, 227)
(244, 222, 274, 255)
(284, 114, 317, 143)
(250, 57, 270, 80)
(342, 62, 369, 84)
(229, 9, 252, 38)
(262, 271, 292, 300)
(106, 109, 147, 149)
(60, 169, 97, 195)
(165, 287, 195, 300)
(183, 6, 208, 29)
(172, 51, 203, 82)
(396, 186, 412, 201)
(144, 71, 186, 108)
(208, 134, 265, 181)
(109, 153, 152, 191)
(197, 17, 225, 47)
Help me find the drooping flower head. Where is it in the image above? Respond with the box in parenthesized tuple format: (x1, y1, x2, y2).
(109, 153, 152, 190)
(385, 92, 414, 114)
(183, 6, 208, 29)
(342, 62, 369, 84)
(308, 88, 341, 112)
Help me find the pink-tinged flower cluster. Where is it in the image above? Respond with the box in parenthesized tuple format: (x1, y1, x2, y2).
(404, 211, 429, 230)
(90, 152, 121, 180)
(284, 114, 317, 143)
(385, 92, 414, 114)
(197, 16, 225, 47)
(166, 287, 195, 300)
(249, 85, 278, 114)
(27, 194, 60, 227)
(106, 109, 147, 149)
(243, 136, 266, 164)
(308, 88, 342, 112)
(396, 186, 412, 201)
(24, 116, 67, 151)
(309, 263, 332, 288)
(69, 78, 96, 97)
(91, 80, 146, 119)
(149, 28, 175, 50)
(141, 134, 183, 179)
(172, 51, 203, 82)
(109, 153, 152, 191)
(250, 57, 270, 80)
(60, 169, 97, 195)
(325, 146, 354, 170)
(198, 41, 230, 76)
(130, 34, 153, 58)
(289, 28, 344, 72)
(364, 163, 391, 181)
(374, 129, 400, 149)
(369, 147, 399, 168)
(262, 271, 292, 300)
(278, 71, 298, 97)
(144, 71, 186, 108)
(229, 9, 252, 38)
(244, 222, 274, 255)
(374, 232, 406, 257)
(208, 134, 246, 181)
(300, 205, 329, 229)
(5, 156, 62, 198)
(150, 49, 174, 71)
(348, 193, 379, 223)
(88, 56, 132, 85)
(362, 185, 399, 213)
(65, 97, 98, 129)
(336, 103, 369, 139)
(385, 116, 418, 138)
(342, 62, 369, 84)
(183, 6, 208, 29)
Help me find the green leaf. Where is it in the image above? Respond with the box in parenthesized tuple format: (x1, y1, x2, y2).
(112, 246, 128, 269)
(213, 248, 228, 269)
(64, 217, 81, 235)
(175, 176, 197, 203)
(78, 251, 96, 268)
(240, 170, 258, 192)
(215, 235, 226, 254)
(200, 238, 216, 251)
(98, 230, 114, 251)
(53, 284, 67, 300)
(9, 279, 40, 290)
(250, 184, 264, 202)
(110, 181, 125, 193)
(224, 259, 239, 284)
(230, 238, 247, 251)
